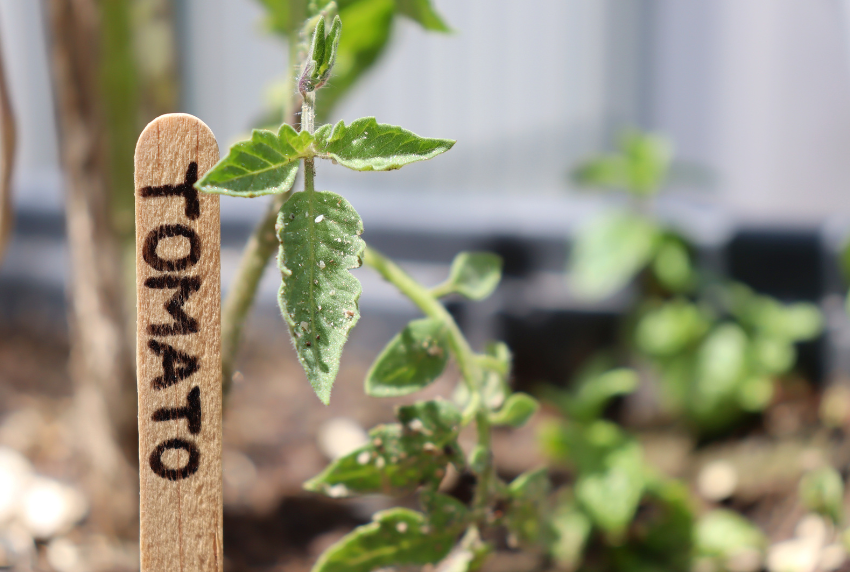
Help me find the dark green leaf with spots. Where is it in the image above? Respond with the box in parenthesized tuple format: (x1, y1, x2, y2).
(314, 117, 455, 171)
(312, 507, 461, 572)
(304, 400, 462, 496)
(365, 318, 449, 397)
(277, 190, 365, 404)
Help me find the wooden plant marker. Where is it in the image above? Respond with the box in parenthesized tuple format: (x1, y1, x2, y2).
(135, 114, 222, 571)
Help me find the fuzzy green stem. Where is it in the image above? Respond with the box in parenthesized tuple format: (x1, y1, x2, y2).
(429, 281, 454, 299)
(363, 246, 479, 391)
(302, 91, 316, 194)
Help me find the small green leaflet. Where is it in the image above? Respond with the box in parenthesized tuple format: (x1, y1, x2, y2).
(312, 508, 460, 572)
(507, 468, 554, 548)
(304, 400, 462, 496)
(314, 117, 455, 171)
(365, 318, 449, 397)
(568, 211, 659, 301)
(490, 392, 539, 428)
(574, 439, 645, 536)
(277, 190, 365, 404)
(195, 124, 311, 197)
(442, 252, 503, 300)
(396, 0, 451, 31)
(799, 467, 844, 523)
(567, 368, 638, 422)
(695, 509, 765, 560)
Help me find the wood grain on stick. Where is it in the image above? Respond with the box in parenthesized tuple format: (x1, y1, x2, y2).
(135, 114, 222, 572)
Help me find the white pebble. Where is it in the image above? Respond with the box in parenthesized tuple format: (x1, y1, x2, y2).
(326, 484, 349, 498)
(0, 447, 33, 524)
(20, 477, 87, 539)
(767, 537, 821, 572)
(317, 418, 368, 460)
(45, 537, 80, 572)
(697, 460, 738, 501)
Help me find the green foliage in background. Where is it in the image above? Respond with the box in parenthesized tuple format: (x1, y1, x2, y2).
(568, 130, 823, 432)
(195, 3, 845, 569)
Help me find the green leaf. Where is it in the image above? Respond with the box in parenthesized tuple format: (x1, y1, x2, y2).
(800, 467, 844, 523)
(568, 368, 638, 422)
(693, 324, 748, 411)
(572, 156, 629, 190)
(314, 117, 455, 171)
(695, 509, 764, 559)
(728, 284, 823, 341)
(652, 238, 694, 293)
(441, 252, 503, 300)
(549, 500, 592, 569)
(635, 298, 711, 357)
(196, 124, 311, 197)
(277, 190, 365, 404)
(619, 130, 673, 196)
(490, 392, 539, 427)
(750, 335, 795, 375)
(420, 490, 470, 530)
(312, 507, 460, 572)
(507, 468, 553, 548)
(305, 400, 461, 496)
(467, 444, 488, 475)
(736, 376, 774, 412)
(365, 318, 449, 397)
(568, 212, 659, 300)
(396, 399, 462, 447)
(571, 130, 672, 196)
(396, 0, 451, 31)
(573, 428, 646, 536)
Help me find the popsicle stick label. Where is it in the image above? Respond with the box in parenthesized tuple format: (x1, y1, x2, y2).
(135, 114, 222, 572)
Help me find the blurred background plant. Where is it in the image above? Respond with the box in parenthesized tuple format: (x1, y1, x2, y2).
(568, 130, 824, 433)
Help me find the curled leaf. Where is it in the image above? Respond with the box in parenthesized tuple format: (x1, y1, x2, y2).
(305, 400, 461, 496)
(442, 252, 503, 300)
(490, 392, 539, 428)
(314, 117, 454, 171)
(195, 124, 310, 197)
